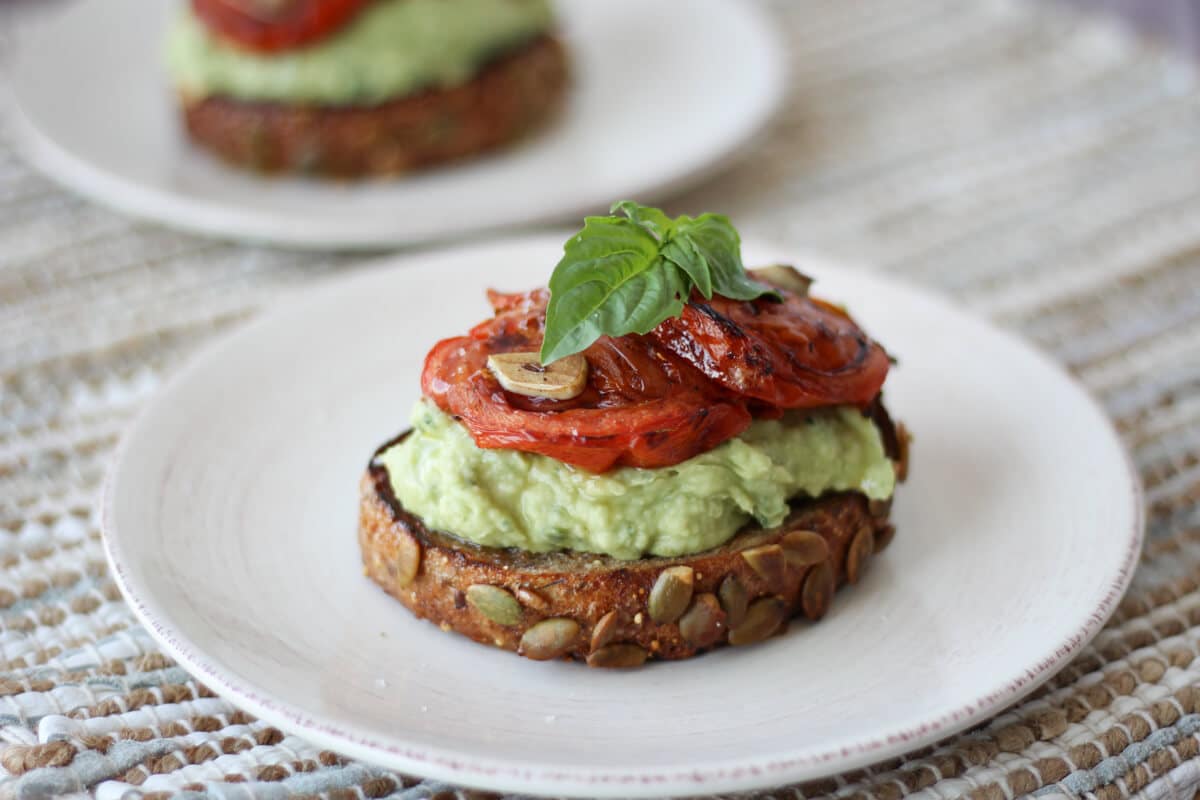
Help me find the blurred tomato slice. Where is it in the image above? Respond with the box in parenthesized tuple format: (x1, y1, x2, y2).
(192, 0, 369, 52)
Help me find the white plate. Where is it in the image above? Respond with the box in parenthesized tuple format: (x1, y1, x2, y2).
(9, 0, 783, 250)
(102, 235, 1142, 798)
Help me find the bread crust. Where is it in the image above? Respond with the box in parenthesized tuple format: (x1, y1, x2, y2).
(179, 35, 567, 177)
(358, 405, 905, 666)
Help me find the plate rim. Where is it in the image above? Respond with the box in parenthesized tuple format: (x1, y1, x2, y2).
(8, 0, 786, 251)
(100, 236, 1145, 797)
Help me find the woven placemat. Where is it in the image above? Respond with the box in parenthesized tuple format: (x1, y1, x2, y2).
(3, 1, 1200, 797)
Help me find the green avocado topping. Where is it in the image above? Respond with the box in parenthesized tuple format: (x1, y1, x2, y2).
(380, 402, 896, 561)
(165, 0, 555, 106)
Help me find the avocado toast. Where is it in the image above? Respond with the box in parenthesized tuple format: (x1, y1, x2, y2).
(166, 0, 567, 177)
(360, 203, 909, 665)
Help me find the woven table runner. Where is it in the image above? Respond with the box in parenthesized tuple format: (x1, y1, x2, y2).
(3, 0, 1200, 797)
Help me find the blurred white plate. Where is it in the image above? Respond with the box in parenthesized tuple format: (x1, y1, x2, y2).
(9, 0, 783, 250)
(102, 235, 1143, 797)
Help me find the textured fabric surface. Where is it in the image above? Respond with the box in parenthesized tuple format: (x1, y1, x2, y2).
(3, 0, 1200, 797)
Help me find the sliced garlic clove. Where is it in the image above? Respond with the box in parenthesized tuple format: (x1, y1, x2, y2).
(486, 351, 588, 400)
(749, 264, 813, 296)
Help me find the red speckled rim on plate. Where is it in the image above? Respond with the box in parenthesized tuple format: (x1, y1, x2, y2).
(99, 253, 1144, 798)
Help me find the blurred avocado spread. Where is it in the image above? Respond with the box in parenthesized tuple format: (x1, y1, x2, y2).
(166, 0, 554, 105)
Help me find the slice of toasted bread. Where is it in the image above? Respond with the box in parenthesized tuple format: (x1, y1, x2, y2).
(179, 35, 567, 177)
(358, 404, 907, 666)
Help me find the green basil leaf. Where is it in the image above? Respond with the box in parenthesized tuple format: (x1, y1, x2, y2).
(675, 213, 779, 301)
(611, 200, 675, 240)
(540, 202, 780, 363)
(660, 236, 712, 298)
(540, 217, 688, 364)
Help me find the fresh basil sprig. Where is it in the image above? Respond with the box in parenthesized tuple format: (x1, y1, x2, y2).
(539, 201, 780, 364)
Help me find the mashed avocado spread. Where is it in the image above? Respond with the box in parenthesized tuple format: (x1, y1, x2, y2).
(166, 0, 554, 105)
(380, 402, 896, 560)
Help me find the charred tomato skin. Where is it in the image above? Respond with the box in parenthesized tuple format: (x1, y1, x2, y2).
(421, 287, 889, 472)
(422, 292, 752, 472)
(651, 292, 889, 409)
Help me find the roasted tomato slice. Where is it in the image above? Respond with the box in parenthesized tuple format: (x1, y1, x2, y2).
(422, 292, 752, 472)
(192, 0, 368, 52)
(651, 289, 890, 409)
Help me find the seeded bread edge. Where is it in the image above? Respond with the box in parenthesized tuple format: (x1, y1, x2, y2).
(179, 34, 568, 177)
(357, 402, 908, 666)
